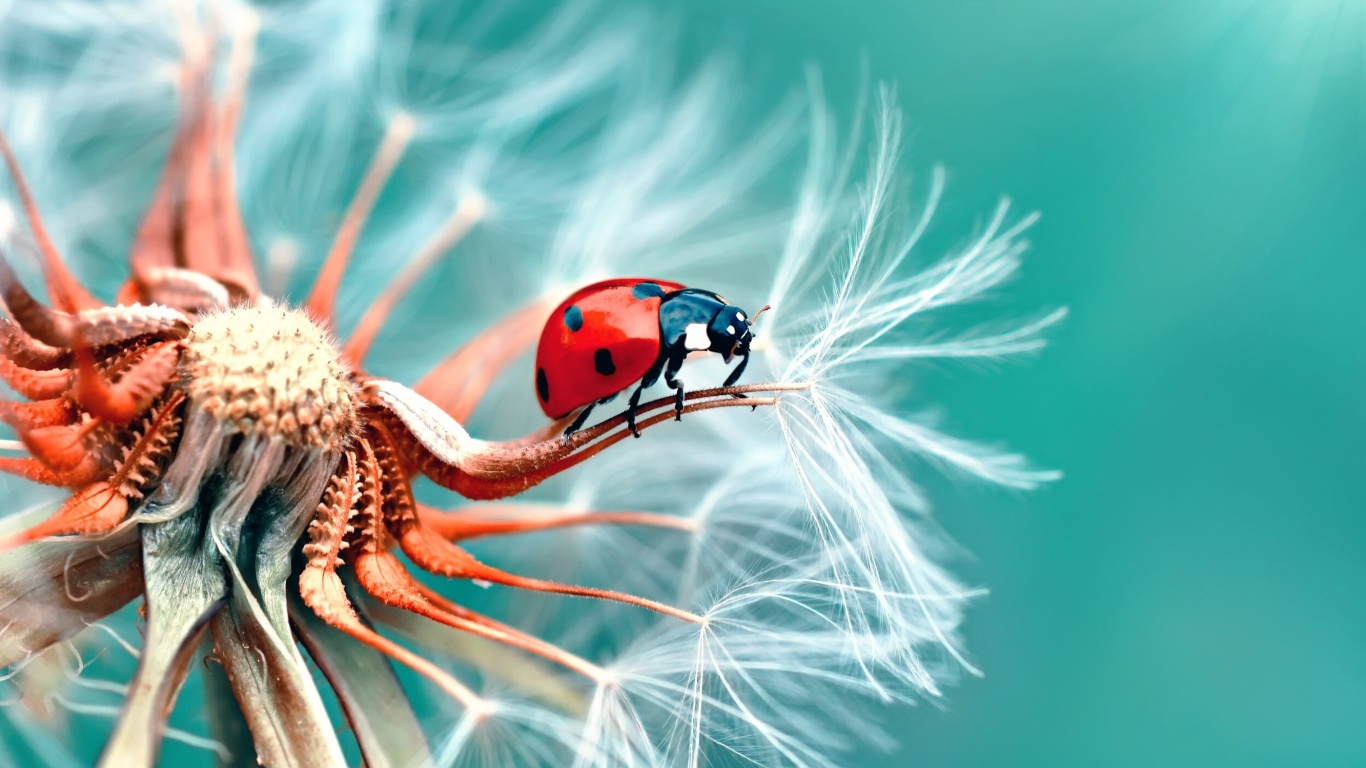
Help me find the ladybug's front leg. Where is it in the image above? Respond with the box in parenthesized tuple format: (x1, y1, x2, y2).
(662, 353, 687, 422)
(722, 351, 749, 388)
(723, 353, 757, 409)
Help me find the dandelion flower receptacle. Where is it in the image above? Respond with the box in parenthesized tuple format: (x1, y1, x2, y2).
(0, 1, 1062, 766)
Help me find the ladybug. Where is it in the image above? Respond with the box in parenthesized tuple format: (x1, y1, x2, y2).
(535, 278, 763, 439)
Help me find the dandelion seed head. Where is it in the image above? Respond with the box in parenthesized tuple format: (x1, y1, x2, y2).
(182, 305, 358, 449)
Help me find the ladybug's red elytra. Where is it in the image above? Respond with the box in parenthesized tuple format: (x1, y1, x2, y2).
(535, 278, 762, 439)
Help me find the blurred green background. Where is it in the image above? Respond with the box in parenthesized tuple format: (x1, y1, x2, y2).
(669, 1, 1366, 766)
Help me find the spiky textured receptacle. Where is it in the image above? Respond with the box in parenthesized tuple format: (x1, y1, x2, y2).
(0, 1, 1063, 767)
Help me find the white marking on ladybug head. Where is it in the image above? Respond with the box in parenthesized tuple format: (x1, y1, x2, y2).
(736, 312, 745, 322)
(684, 322, 710, 351)
(726, 325, 736, 335)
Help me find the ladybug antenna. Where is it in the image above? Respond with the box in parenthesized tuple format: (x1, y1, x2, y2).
(749, 304, 772, 327)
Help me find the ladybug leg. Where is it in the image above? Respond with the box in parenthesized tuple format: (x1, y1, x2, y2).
(625, 384, 646, 437)
(560, 402, 597, 446)
(723, 354, 756, 408)
(662, 355, 687, 422)
(626, 356, 668, 438)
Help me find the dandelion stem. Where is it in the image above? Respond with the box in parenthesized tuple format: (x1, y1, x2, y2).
(523, 396, 782, 488)
(199, 635, 255, 768)
(546, 382, 806, 446)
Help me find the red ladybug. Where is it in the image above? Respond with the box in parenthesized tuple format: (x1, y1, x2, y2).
(535, 278, 760, 438)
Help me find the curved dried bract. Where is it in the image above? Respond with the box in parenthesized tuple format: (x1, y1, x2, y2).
(13, 419, 93, 472)
(71, 305, 191, 347)
(128, 22, 260, 303)
(0, 397, 77, 430)
(0, 255, 190, 349)
(363, 423, 702, 623)
(123, 410, 225, 525)
(134, 267, 232, 315)
(0, 356, 73, 400)
(353, 548, 610, 680)
(0, 254, 77, 347)
(412, 582, 606, 681)
(363, 377, 790, 495)
(0, 318, 70, 370)
(290, 593, 434, 768)
(0, 452, 103, 489)
(0, 523, 143, 669)
(320, 431, 625, 687)
(359, 378, 487, 465)
(298, 444, 485, 710)
(110, 392, 186, 500)
(73, 341, 183, 425)
(300, 450, 361, 579)
(0, 482, 127, 548)
(0, 132, 101, 312)
(0, 395, 184, 550)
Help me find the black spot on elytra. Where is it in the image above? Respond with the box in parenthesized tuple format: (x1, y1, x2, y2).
(631, 282, 665, 300)
(594, 348, 616, 376)
(536, 367, 550, 402)
(563, 305, 584, 331)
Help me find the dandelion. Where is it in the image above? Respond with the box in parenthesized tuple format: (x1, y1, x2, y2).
(0, 1, 1062, 766)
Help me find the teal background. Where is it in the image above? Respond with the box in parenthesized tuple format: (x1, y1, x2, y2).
(2, 1, 1362, 766)
(664, 1, 1364, 766)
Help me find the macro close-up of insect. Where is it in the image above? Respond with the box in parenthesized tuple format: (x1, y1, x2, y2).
(534, 278, 766, 439)
(5, 0, 1350, 767)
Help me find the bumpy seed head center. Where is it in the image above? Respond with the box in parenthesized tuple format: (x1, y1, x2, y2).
(181, 305, 357, 450)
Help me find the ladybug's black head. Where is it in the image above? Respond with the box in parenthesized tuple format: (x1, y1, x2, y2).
(706, 304, 754, 363)
(659, 288, 763, 363)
